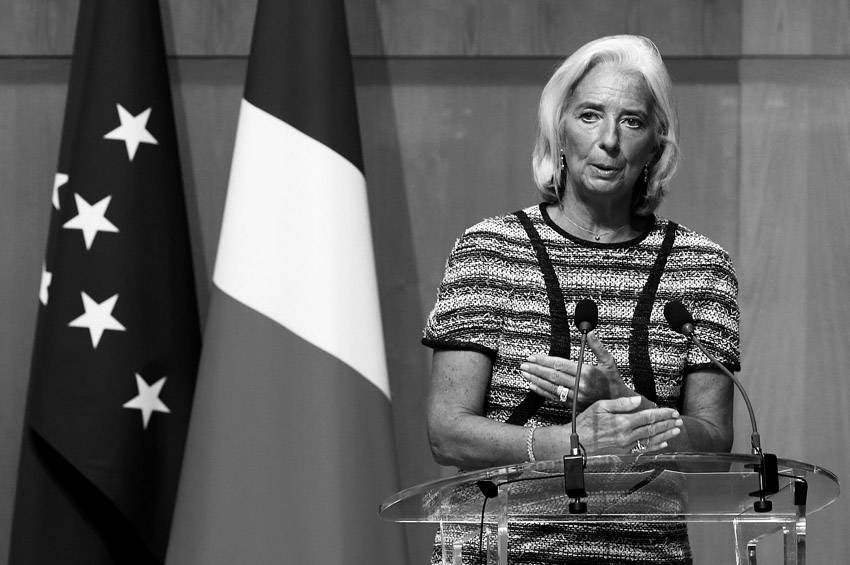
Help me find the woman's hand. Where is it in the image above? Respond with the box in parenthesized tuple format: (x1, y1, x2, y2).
(574, 396, 682, 453)
(519, 331, 629, 410)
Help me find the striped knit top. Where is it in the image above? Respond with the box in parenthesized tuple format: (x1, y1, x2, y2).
(424, 203, 740, 426)
(422, 203, 741, 564)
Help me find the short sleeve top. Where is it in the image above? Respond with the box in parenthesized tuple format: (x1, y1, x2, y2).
(423, 204, 740, 425)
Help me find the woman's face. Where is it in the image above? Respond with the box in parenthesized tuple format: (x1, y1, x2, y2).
(561, 63, 658, 202)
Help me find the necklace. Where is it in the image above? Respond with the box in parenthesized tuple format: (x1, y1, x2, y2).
(560, 208, 631, 242)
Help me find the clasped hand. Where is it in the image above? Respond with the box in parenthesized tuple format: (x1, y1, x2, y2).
(519, 331, 626, 409)
(519, 331, 682, 453)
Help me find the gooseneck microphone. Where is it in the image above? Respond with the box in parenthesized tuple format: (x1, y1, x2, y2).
(564, 299, 598, 514)
(571, 299, 598, 443)
(663, 299, 778, 512)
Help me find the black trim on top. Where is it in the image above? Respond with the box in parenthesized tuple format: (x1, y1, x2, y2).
(505, 210, 571, 426)
(421, 338, 498, 361)
(628, 221, 679, 403)
(684, 361, 742, 375)
(539, 203, 656, 249)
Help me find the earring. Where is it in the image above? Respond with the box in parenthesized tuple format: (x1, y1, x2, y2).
(643, 164, 650, 185)
(559, 151, 567, 191)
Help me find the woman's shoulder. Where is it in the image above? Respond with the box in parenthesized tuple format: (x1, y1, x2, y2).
(661, 218, 735, 266)
(452, 205, 540, 251)
(461, 205, 537, 235)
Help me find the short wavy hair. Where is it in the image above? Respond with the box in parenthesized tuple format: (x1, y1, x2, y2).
(531, 35, 679, 215)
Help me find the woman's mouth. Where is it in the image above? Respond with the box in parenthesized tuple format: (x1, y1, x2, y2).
(590, 164, 621, 178)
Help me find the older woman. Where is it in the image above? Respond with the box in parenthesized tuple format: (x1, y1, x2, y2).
(423, 35, 739, 564)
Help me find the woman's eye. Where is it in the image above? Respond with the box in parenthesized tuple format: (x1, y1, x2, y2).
(622, 117, 643, 129)
(579, 111, 598, 123)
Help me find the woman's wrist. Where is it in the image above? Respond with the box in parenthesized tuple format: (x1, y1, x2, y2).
(526, 424, 570, 461)
(614, 385, 656, 410)
(525, 423, 538, 462)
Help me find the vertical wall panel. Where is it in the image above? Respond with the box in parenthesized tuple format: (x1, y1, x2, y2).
(637, 0, 741, 56)
(170, 59, 246, 324)
(799, 65, 850, 565)
(738, 59, 850, 565)
(660, 61, 740, 258)
(161, 0, 255, 56)
(0, 0, 76, 55)
(371, 59, 544, 307)
(744, 0, 850, 55)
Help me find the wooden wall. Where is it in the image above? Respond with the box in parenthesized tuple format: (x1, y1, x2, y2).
(0, 2, 848, 564)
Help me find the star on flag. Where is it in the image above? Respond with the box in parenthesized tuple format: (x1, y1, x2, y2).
(39, 264, 52, 306)
(123, 373, 170, 429)
(52, 173, 69, 210)
(103, 103, 158, 161)
(67, 292, 126, 348)
(62, 193, 119, 250)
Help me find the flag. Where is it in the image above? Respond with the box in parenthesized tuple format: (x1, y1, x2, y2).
(9, 0, 200, 562)
(165, 0, 407, 563)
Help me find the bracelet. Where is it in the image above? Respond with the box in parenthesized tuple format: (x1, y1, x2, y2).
(526, 423, 538, 463)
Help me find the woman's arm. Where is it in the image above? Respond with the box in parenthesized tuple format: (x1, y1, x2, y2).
(667, 369, 733, 452)
(427, 349, 532, 469)
(427, 349, 683, 470)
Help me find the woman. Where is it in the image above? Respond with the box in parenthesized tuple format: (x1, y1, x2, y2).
(423, 35, 739, 564)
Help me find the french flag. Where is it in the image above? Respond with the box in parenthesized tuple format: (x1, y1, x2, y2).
(167, 1, 406, 563)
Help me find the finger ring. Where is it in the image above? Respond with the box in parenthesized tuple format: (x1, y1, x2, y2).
(556, 385, 569, 403)
(631, 439, 647, 454)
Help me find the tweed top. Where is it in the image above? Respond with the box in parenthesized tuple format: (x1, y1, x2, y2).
(422, 203, 740, 564)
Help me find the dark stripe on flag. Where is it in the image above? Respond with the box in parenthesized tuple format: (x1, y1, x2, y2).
(243, 0, 364, 172)
(168, 288, 405, 564)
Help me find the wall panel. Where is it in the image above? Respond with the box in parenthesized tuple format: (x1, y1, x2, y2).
(0, 0, 75, 55)
(798, 64, 850, 565)
(738, 59, 850, 565)
(743, 0, 850, 55)
(660, 61, 740, 258)
(169, 59, 246, 322)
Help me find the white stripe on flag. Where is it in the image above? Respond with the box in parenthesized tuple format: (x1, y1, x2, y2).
(213, 99, 390, 398)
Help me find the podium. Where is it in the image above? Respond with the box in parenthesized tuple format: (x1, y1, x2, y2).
(379, 453, 839, 564)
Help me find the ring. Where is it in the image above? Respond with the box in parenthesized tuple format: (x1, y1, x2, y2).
(631, 439, 647, 454)
(556, 385, 569, 402)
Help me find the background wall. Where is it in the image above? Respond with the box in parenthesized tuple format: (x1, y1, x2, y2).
(0, 1, 847, 563)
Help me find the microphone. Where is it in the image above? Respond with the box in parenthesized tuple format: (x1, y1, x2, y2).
(662, 300, 694, 335)
(663, 300, 778, 512)
(564, 299, 597, 513)
(575, 299, 598, 333)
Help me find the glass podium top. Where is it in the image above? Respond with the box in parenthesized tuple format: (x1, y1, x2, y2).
(380, 453, 839, 524)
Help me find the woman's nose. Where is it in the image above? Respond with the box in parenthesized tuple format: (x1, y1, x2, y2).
(597, 118, 620, 153)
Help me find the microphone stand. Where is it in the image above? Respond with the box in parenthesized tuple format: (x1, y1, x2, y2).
(564, 326, 590, 513)
(687, 330, 778, 512)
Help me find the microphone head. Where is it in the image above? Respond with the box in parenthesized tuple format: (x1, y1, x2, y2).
(574, 299, 598, 332)
(664, 300, 695, 335)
